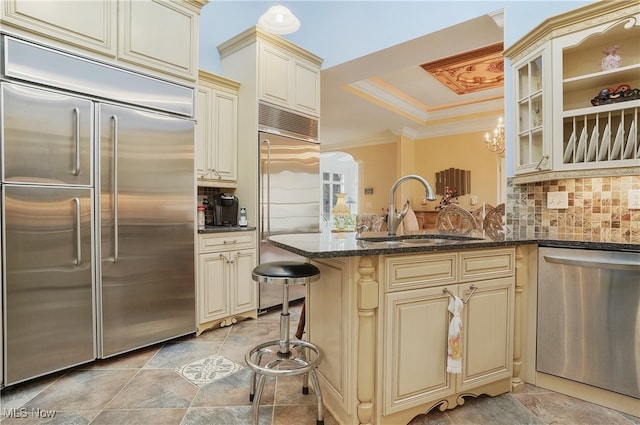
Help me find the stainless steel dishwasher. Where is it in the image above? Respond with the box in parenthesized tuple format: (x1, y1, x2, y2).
(537, 247, 640, 399)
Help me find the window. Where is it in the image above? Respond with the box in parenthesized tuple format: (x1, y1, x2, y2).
(322, 171, 344, 219)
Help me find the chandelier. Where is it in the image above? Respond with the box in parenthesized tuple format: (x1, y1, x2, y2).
(484, 117, 505, 155)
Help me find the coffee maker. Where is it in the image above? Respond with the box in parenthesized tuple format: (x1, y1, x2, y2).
(213, 193, 239, 226)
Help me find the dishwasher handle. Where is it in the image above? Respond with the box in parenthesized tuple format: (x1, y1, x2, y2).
(543, 255, 640, 272)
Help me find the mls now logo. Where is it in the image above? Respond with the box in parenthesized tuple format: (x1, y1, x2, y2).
(3, 408, 57, 418)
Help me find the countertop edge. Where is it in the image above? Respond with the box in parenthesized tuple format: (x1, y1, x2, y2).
(268, 234, 639, 258)
(198, 226, 256, 234)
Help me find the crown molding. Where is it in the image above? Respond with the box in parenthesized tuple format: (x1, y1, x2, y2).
(504, 1, 639, 61)
(218, 25, 323, 66)
(347, 78, 503, 125)
(348, 79, 427, 121)
(322, 131, 398, 151)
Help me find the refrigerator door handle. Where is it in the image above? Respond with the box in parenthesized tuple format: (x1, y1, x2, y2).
(261, 139, 271, 242)
(112, 115, 119, 263)
(73, 107, 81, 176)
(73, 197, 82, 265)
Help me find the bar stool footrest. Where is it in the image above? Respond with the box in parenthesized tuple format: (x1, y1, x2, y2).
(246, 339, 323, 375)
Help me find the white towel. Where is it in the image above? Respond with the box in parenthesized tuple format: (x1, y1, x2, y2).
(447, 295, 464, 374)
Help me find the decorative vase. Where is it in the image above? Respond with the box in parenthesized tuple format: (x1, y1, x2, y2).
(332, 193, 353, 232)
(601, 45, 622, 71)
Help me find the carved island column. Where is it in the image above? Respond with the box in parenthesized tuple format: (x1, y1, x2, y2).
(512, 245, 527, 390)
(357, 256, 378, 425)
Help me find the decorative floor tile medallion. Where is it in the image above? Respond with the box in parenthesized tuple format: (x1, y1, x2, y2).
(175, 354, 243, 386)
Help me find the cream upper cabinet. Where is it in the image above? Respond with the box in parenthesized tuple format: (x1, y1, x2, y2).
(196, 231, 257, 335)
(118, 0, 200, 81)
(196, 71, 240, 186)
(511, 48, 551, 174)
(1, 0, 203, 82)
(0, 0, 116, 55)
(219, 26, 323, 118)
(505, 1, 640, 180)
(259, 42, 321, 117)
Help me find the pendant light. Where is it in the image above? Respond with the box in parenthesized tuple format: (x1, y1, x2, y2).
(258, 5, 301, 35)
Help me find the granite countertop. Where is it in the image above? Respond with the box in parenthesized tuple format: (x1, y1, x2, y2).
(268, 231, 640, 258)
(198, 225, 256, 234)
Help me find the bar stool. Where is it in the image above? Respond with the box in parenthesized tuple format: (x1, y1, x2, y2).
(246, 261, 324, 425)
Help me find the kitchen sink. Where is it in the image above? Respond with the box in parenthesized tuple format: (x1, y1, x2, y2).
(356, 233, 484, 246)
(357, 233, 483, 243)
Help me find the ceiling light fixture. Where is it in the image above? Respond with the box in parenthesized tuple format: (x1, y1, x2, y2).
(258, 5, 300, 35)
(484, 117, 505, 155)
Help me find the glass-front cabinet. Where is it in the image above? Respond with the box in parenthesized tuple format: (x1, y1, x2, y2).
(513, 50, 550, 174)
(505, 1, 640, 180)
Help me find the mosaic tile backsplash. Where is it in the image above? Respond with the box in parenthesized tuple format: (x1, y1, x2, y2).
(506, 175, 640, 244)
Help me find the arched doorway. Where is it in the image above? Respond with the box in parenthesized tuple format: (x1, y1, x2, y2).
(320, 152, 358, 226)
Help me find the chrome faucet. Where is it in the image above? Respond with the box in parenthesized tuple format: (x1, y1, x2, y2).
(387, 175, 436, 236)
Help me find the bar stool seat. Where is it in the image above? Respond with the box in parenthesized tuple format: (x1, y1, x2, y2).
(246, 261, 324, 425)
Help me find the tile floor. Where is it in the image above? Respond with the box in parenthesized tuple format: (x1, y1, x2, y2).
(1, 300, 638, 425)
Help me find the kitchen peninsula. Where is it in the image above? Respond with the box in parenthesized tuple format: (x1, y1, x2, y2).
(270, 231, 640, 425)
(269, 232, 521, 425)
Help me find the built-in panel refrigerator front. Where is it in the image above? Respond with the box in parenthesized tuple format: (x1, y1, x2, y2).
(97, 103, 195, 357)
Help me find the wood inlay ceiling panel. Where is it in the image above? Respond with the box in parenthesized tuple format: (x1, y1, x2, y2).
(421, 42, 504, 95)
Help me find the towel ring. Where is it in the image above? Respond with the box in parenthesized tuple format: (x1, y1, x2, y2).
(443, 284, 478, 304)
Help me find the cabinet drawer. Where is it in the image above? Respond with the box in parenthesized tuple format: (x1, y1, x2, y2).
(384, 253, 458, 292)
(198, 231, 255, 253)
(459, 248, 515, 282)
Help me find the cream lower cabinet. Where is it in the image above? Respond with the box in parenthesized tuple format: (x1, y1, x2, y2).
(458, 277, 513, 392)
(197, 231, 257, 335)
(384, 285, 453, 412)
(384, 248, 515, 421)
(308, 247, 515, 425)
(385, 277, 514, 414)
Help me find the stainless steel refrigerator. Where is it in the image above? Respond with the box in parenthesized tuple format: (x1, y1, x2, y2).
(258, 131, 320, 310)
(1, 36, 195, 385)
(97, 103, 195, 358)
